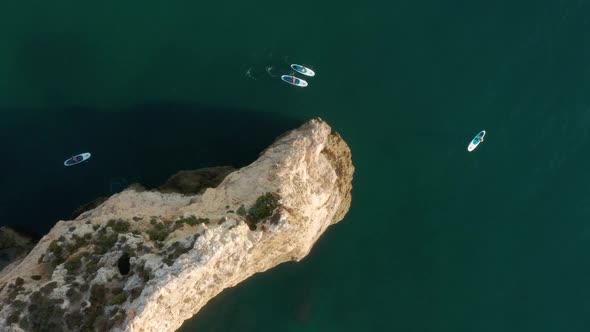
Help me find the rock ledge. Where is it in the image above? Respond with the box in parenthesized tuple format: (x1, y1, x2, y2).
(0, 118, 354, 332)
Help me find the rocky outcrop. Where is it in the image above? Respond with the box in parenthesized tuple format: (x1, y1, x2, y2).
(70, 197, 109, 220)
(0, 227, 36, 274)
(0, 118, 354, 332)
(158, 166, 236, 195)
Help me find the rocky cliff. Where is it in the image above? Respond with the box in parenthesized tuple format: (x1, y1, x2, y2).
(0, 118, 354, 332)
(0, 227, 36, 273)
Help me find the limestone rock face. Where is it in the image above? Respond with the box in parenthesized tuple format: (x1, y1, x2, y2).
(0, 118, 354, 332)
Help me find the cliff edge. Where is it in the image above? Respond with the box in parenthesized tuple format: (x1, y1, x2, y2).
(0, 227, 36, 274)
(0, 118, 354, 332)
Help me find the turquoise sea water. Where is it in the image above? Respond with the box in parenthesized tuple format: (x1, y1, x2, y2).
(2, 0, 590, 331)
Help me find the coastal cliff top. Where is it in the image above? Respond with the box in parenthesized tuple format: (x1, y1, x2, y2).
(0, 118, 354, 332)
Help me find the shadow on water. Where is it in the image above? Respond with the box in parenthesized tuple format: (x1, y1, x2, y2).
(0, 103, 302, 235)
(109, 177, 131, 195)
(177, 260, 316, 332)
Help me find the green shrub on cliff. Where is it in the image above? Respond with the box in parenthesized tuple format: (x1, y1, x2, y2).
(110, 293, 127, 305)
(26, 290, 66, 332)
(64, 311, 83, 330)
(82, 303, 105, 331)
(84, 255, 100, 275)
(129, 286, 143, 300)
(66, 288, 81, 302)
(247, 193, 280, 225)
(7, 311, 20, 324)
(95, 232, 118, 254)
(163, 240, 193, 266)
(14, 277, 24, 287)
(173, 219, 185, 231)
(90, 284, 106, 304)
(147, 222, 169, 242)
(6, 279, 25, 303)
(18, 317, 29, 330)
(67, 234, 88, 253)
(48, 240, 65, 264)
(237, 205, 247, 216)
(40, 281, 58, 295)
(192, 217, 209, 225)
(12, 299, 26, 310)
(107, 219, 130, 233)
(64, 256, 82, 274)
(175, 215, 209, 227)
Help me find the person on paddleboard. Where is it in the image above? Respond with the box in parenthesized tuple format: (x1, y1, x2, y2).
(467, 130, 486, 152)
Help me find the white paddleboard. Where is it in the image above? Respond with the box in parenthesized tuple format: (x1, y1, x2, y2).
(291, 64, 316, 77)
(64, 152, 91, 166)
(281, 75, 308, 87)
(467, 131, 486, 152)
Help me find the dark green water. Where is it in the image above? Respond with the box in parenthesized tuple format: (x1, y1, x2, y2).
(2, 0, 590, 331)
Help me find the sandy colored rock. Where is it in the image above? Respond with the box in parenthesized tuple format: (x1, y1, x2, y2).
(0, 118, 354, 332)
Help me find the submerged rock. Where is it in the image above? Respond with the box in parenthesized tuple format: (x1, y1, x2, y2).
(0, 118, 354, 332)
